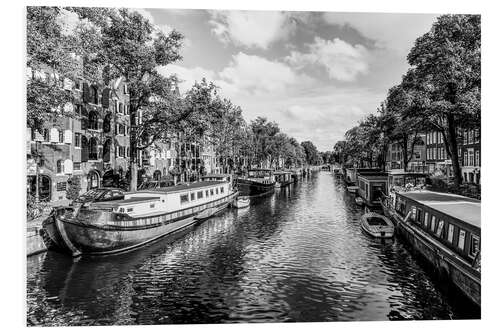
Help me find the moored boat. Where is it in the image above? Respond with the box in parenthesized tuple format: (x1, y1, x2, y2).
(237, 169, 276, 196)
(232, 196, 250, 209)
(361, 212, 394, 238)
(274, 171, 293, 188)
(385, 190, 481, 306)
(41, 180, 237, 257)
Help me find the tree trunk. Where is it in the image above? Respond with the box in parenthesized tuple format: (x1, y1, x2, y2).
(447, 113, 462, 186)
(402, 136, 409, 172)
(129, 108, 139, 192)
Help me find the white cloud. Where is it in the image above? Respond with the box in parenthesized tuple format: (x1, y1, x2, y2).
(208, 11, 295, 49)
(286, 37, 369, 82)
(159, 52, 310, 96)
(322, 13, 438, 55)
(157, 65, 216, 93)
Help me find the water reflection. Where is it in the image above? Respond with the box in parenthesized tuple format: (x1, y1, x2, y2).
(27, 172, 479, 326)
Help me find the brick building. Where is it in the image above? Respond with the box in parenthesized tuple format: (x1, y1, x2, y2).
(460, 128, 480, 184)
(26, 67, 130, 202)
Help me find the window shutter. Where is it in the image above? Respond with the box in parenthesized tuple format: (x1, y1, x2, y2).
(83, 82, 90, 103)
(102, 88, 110, 108)
(64, 159, 73, 174)
(50, 128, 59, 143)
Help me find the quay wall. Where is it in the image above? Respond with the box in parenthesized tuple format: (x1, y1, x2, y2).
(27, 215, 49, 257)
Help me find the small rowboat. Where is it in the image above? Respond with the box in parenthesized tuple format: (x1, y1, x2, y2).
(232, 196, 250, 209)
(355, 197, 364, 206)
(361, 212, 394, 238)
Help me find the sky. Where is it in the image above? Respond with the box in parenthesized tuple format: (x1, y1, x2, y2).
(136, 8, 439, 151)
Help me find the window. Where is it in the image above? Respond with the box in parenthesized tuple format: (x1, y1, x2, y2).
(474, 129, 480, 143)
(206, 190, 209, 197)
(458, 229, 466, 250)
(75, 133, 81, 148)
(436, 220, 444, 237)
(424, 212, 429, 227)
(180, 194, 189, 204)
(430, 216, 436, 232)
(220, 187, 224, 193)
(416, 208, 422, 223)
(150, 203, 155, 208)
(469, 235, 480, 258)
(216, 188, 219, 194)
(56, 182, 67, 191)
(463, 151, 468, 166)
(56, 160, 64, 174)
(190, 192, 195, 201)
(447, 224, 455, 243)
(475, 151, 480, 166)
(197, 191, 203, 199)
(58, 130, 64, 143)
(210, 189, 214, 196)
(468, 130, 473, 144)
(127, 207, 133, 212)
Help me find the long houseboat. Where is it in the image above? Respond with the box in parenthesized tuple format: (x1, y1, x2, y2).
(385, 190, 480, 306)
(41, 180, 237, 257)
(237, 168, 275, 196)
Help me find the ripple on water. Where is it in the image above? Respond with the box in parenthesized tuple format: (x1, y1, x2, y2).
(26, 173, 479, 325)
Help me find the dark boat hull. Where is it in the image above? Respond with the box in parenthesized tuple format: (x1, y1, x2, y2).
(43, 193, 236, 256)
(237, 178, 275, 196)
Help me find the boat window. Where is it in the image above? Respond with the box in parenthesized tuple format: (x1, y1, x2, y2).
(220, 187, 224, 193)
(416, 208, 422, 223)
(197, 191, 203, 199)
(469, 235, 480, 258)
(210, 189, 214, 196)
(119, 207, 124, 213)
(180, 194, 189, 204)
(216, 188, 219, 194)
(447, 224, 455, 243)
(410, 206, 416, 222)
(430, 216, 436, 232)
(150, 203, 155, 208)
(424, 212, 429, 227)
(458, 229, 466, 250)
(127, 207, 133, 212)
(190, 192, 195, 201)
(206, 190, 209, 197)
(436, 220, 444, 237)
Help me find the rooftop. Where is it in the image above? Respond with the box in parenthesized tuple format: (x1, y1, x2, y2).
(400, 190, 480, 228)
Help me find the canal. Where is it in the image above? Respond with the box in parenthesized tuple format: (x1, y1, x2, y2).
(26, 172, 479, 325)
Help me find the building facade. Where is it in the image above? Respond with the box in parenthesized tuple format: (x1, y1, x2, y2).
(385, 134, 426, 173)
(460, 128, 480, 184)
(27, 67, 131, 203)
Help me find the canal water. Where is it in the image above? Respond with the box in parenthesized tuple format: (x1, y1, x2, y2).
(26, 172, 479, 326)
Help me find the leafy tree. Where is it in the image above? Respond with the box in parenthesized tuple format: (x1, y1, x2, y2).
(406, 14, 480, 185)
(250, 117, 280, 167)
(300, 141, 320, 166)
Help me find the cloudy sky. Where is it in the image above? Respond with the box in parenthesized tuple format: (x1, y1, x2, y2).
(138, 8, 438, 151)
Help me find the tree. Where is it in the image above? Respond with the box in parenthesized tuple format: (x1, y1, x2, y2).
(250, 117, 280, 167)
(26, 7, 101, 131)
(301, 141, 320, 166)
(73, 8, 186, 191)
(406, 14, 480, 185)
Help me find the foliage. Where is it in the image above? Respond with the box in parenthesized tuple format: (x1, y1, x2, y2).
(65, 175, 81, 201)
(27, 193, 49, 221)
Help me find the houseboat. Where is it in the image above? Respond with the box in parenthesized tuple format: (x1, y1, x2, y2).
(385, 190, 480, 306)
(356, 172, 388, 207)
(41, 180, 238, 257)
(236, 168, 276, 196)
(274, 171, 293, 188)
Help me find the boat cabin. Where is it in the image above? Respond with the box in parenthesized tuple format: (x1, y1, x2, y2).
(201, 173, 233, 183)
(345, 168, 381, 185)
(388, 170, 429, 192)
(394, 190, 480, 266)
(93, 181, 233, 219)
(274, 171, 292, 184)
(357, 172, 388, 207)
(245, 169, 275, 184)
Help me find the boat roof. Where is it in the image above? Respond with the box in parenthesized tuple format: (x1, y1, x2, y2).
(142, 180, 227, 194)
(274, 171, 292, 175)
(249, 168, 273, 171)
(398, 190, 480, 228)
(202, 173, 232, 178)
(358, 173, 388, 181)
(93, 196, 161, 207)
(389, 171, 428, 177)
